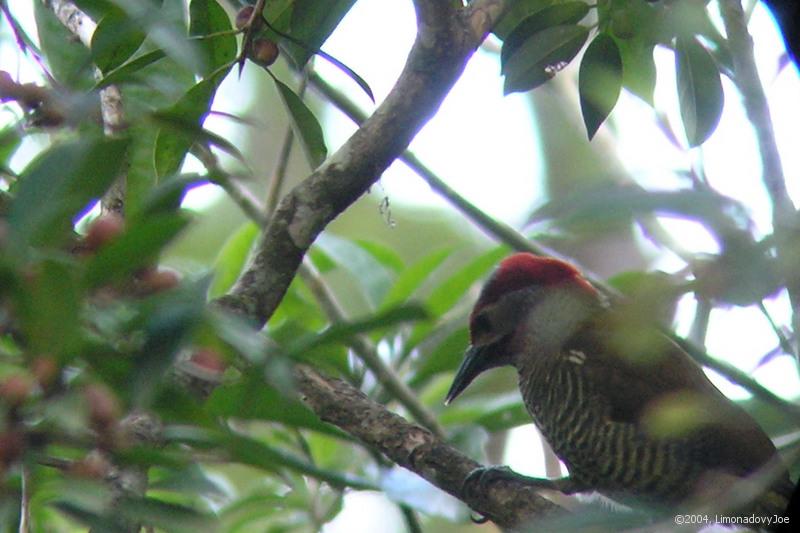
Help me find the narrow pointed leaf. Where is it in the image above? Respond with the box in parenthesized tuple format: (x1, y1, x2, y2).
(189, 0, 237, 77)
(579, 33, 623, 139)
(503, 25, 589, 94)
(501, 2, 591, 66)
(91, 10, 146, 73)
(270, 74, 328, 168)
(676, 35, 724, 146)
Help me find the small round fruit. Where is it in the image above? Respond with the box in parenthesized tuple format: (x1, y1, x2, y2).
(84, 214, 124, 252)
(0, 375, 32, 406)
(139, 267, 181, 294)
(190, 348, 226, 374)
(250, 38, 279, 67)
(236, 5, 255, 30)
(84, 384, 120, 427)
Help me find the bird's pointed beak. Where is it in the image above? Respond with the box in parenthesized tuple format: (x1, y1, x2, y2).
(445, 345, 490, 405)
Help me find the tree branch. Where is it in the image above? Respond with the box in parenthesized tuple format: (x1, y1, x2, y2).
(293, 364, 559, 529)
(47, 0, 127, 215)
(215, 0, 507, 326)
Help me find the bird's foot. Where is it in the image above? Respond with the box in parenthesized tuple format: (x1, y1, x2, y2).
(463, 466, 581, 497)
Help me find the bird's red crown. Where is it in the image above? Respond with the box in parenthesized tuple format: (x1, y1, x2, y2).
(474, 253, 596, 312)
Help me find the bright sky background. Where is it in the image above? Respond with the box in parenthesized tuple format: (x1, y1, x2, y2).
(2, 2, 799, 531)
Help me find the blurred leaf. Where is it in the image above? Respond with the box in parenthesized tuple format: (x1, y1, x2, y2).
(135, 173, 206, 219)
(410, 326, 469, 387)
(500, 2, 590, 66)
(380, 248, 452, 310)
(107, 0, 203, 75)
(119, 496, 216, 532)
(84, 212, 189, 287)
(270, 74, 327, 168)
(439, 392, 529, 431)
(33, 2, 94, 89)
(493, 0, 559, 39)
(503, 25, 589, 94)
(619, 37, 656, 105)
(153, 78, 218, 178)
(405, 247, 508, 352)
(0, 127, 23, 170)
(356, 240, 405, 273)
(130, 278, 209, 404)
(8, 137, 129, 249)
(16, 259, 81, 358)
(288, 304, 428, 357)
(93, 48, 166, 89)
(166, 426, 376, 490)
(380, 467, 462, 520)
(52, 501, 123, 531)
(676, 35, 724, 146)
(152, 110, 243, 177)
(206, 379, 350, 439)
(149, 464, 226, 496)
(209, 222, 260, 298)
(315, 233, 394, 307)
(280, 0, 356, 67)
(189, 0, 237, 77)
(91, 9, 146, 72)
(530, 184, 751, 237)
(579, 33, 622, 139)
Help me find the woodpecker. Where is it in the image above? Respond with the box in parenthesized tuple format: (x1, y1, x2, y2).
(446, 253, 791, 519)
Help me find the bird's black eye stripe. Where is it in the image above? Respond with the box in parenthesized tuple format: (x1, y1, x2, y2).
(472, 312, 491, 336)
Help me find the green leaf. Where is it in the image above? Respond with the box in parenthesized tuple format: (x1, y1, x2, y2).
(84, 212, 189, 287)
(315, 233, 394, 307)
(287, 304, 428, 356)
(189, 0, 237, 77)
(281, 0, 356, 67)
(500, 2, 591, 66)
(0, 126, 23, 170)
(15, 259, 82, 358)
(530, 184, 751, 238)
(356, 240, 405, 273)
(619, 37, 656, 105)
(151, 108, 244, 166)
(206, 379, 349, 439)
(166, 426, 376, 490)
(135, 173, 205, 219)
(8, 137, 129, 249)
(153, 79, 218, 178)
(270, 74, 328, 168)
(503, 25, 589, 94)
(33, 1, 94, 89)
(439, 392, 529, 431)
(579, 33, 623, 139)
(91, 9, 147, 73)
(404, 247, 508, 352)
(93, 48, 167, 89)
(493, 0, 558, 39)
(676, 35, 724, 146)
(118, 497, 216, 532)
(209, 222, 260, 298)
(379, 248, 452, 310)
(410, 326, 469, 387)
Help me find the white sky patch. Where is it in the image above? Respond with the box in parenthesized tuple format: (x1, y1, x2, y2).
(316, 0, 542, 227)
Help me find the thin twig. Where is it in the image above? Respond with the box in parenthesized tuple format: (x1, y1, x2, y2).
(307, 65, 800, 425)
(299, 261, 446, 438)
(719, 0, 800, 357)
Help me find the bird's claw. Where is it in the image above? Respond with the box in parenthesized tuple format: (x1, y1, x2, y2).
(463, 465, 577, 498)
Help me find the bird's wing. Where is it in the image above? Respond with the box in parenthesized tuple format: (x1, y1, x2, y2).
(566, 315, 780, 476)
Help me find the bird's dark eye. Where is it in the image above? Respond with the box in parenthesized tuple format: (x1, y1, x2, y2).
(472, 313, 491, 338)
